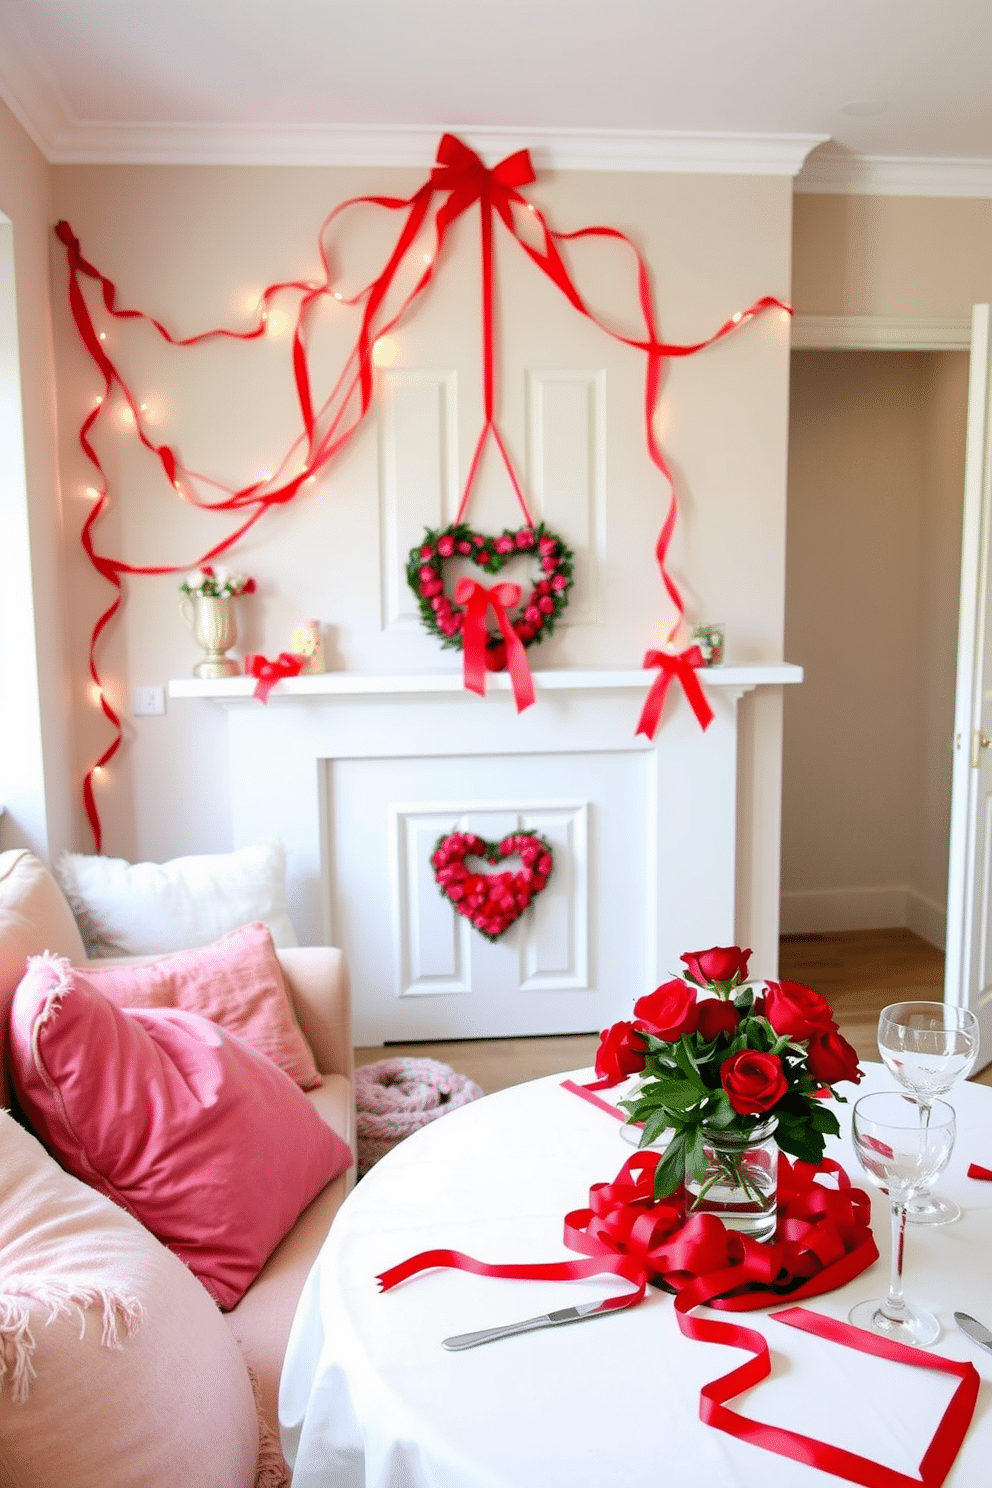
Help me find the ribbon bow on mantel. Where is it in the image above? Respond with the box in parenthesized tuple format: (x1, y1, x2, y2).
(635, 644, 715, 739)
(244, 652, 306, 704)
(454, 578, 536, 713)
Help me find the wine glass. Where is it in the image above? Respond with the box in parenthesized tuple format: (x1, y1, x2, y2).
(877, 1001, 978, 1225)
(848, 1091, 955, 1346)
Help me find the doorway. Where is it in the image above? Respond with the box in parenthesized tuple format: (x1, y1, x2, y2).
(781, 345, 971, 951)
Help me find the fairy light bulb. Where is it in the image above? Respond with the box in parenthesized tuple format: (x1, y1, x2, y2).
(92, 765, 107, 780)
(373, 337, 397, 367)
(89, 683, 103, 707)
(732, 311, 743, 324)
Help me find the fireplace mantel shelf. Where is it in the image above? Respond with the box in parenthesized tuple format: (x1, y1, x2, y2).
(168, 662, 802, 704)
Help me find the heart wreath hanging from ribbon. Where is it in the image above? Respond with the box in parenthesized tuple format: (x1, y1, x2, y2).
(408, 521, 573, 673)
(431, 831, 554, 942)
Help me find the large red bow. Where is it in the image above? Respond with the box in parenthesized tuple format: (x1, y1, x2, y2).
(454, 578, 535, 713)
(635, 645, 714, 738)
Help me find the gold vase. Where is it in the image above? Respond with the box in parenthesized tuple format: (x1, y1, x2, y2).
(180, 594, 240, 678)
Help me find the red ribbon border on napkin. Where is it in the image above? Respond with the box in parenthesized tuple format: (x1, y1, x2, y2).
(688, 1305, 979, 1488)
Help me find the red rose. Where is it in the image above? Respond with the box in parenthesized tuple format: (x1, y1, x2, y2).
(594, 1021, 647, 1086)
(720, 1050, 788, 1115)
(806, 1029, 863, 1087)
(516, 530, 536, 549)
(457, 540, 472, 555)
(763, 981, 835, 1040)
(551, 574, 569, 590)
(496, 535, 515, 554)
(538, 596, 555, 614)
(437, 534, 455, 556)
(696, 998, 740, 1042)
(633, 978, 699, 1042)
(680, 945, 752, 987)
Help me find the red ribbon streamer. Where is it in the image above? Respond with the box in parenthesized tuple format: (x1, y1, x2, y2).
(635, 644, 714, 738)
(454, 577, 535, 712)
(57, 133, 788, 849)
(967, 1162, 992, 1180)
(377, 1146, 982, 1486)
(683, 1303, 978, 1488)
(244, 652, 306, 703)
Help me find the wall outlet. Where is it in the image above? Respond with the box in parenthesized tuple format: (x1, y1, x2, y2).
(131, 685, 166, 716)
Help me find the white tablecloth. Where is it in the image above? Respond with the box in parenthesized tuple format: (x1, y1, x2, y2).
(280, 1064, 992, 1488)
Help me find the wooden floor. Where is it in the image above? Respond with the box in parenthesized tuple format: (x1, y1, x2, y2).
(354, 928, 992, 1093)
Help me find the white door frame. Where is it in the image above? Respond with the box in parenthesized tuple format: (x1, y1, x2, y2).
(788, 312, 974, 994)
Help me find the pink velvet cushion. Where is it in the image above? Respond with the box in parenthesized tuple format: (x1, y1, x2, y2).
(9, 954, 352, 1311)
(82, 920, 322, 1090)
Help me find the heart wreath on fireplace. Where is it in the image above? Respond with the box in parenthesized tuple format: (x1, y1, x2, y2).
(407, 523, 573, 670)
(431, 831, 554, 941)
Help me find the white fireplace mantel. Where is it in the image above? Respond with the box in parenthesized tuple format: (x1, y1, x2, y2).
(168, 663, 801, 1044)
(169, 663, 801, 704)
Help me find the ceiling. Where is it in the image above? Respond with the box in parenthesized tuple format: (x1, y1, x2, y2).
(1, 0, 991, 193)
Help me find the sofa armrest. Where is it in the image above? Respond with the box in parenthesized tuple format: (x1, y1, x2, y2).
(275, 946, 353, 1083)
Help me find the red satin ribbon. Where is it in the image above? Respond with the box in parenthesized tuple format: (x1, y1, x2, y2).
(454, 577, 535, 713)
(635, 644, 714, 738)
(57, 133, 788, 847)
(378, 1146, 983, 1486)
(244, 652, 306, 703)
(967, 1162, 992, 1179)
(682, 1303, 978, 1488)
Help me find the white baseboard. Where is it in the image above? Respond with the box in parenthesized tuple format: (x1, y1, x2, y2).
(780, 885, 946, 950)
(905, 890, 946, 951)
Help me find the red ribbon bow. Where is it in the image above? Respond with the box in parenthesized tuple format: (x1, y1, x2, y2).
(635, 644, 714, 738)
(378, 1130, 981, 1488)
(454, 578, 536, 713)
(244, 652, 306, 703)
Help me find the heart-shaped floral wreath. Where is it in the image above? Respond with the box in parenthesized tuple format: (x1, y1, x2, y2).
(431, 831, 554, 941)
(407, 523, 573, 668)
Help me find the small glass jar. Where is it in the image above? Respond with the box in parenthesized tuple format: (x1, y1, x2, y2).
(685, 1117, 778, 1242)
(691, 622, 725, 666)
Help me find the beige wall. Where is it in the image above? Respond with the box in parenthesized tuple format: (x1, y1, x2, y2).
(782, 347, 968, 941)
(792, 194, 992, 317)
(48, 162, 795, 967)
(0, 97, 74, 859)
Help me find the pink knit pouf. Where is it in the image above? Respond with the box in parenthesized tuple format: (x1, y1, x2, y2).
(354, 1057, 484, 1176)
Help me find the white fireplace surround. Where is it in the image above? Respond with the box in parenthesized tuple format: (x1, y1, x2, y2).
(170, 665, 801, 1044)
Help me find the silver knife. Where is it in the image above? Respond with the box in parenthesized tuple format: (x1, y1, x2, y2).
(442, 1299, 613, 1351)
(955, 1311, 992, 1356)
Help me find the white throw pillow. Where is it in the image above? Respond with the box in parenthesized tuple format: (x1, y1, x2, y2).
(56, 843, 298, 958)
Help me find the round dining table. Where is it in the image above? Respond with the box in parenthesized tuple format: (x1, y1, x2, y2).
(280, 1063, 992, 1488)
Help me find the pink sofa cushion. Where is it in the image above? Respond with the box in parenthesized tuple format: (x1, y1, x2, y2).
(0, 1108, 259, 1488)
(82, 920, 322, 1090)
(9, 954, 352, 1311)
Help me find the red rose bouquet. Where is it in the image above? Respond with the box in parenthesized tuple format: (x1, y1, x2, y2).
(594, 945, 863, 1200)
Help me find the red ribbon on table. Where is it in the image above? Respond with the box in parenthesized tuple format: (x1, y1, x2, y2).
(378, 1142, 983, 1487)
(635, 644, 714, 739)
(454, 578, 535, 713)
(244, 652, 306, 703)
(967, 1162, 992, 1179)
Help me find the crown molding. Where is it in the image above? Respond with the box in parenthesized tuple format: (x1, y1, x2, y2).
(796, 150, 992, 197)
(791, 315, 973, 350)
(13, 119, 823, 175)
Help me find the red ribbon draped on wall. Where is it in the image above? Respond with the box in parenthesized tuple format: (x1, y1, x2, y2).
(57, 133, 789, 849)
